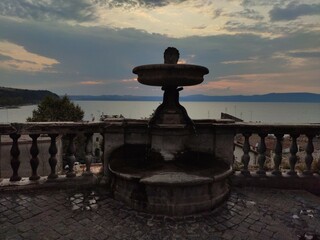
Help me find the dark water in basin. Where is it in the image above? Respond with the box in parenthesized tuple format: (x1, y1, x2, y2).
(109, 144, 229, 178)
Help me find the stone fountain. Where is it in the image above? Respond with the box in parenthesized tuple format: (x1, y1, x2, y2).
(103, 47, 235, 216)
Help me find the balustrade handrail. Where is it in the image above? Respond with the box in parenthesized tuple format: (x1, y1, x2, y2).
(2, 121, 319, 134)
(0, 121, 107, 135)
(214, 122, 320, 134)
(0, 121, 319, 192)
(237, 122, 320, 133)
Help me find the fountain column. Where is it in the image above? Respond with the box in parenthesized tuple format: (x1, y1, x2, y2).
(147, 48, 194, 126)
(104, 47, 235, 215)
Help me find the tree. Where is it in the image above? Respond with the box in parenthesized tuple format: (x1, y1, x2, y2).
(27, 95, 84, 122)
(27, 95, 86, 165)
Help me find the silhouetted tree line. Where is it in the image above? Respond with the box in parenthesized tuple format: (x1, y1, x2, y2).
(0, 87, 59, 107)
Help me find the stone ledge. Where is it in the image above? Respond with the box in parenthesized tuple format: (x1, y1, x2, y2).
(140, 172, 213, 186)
(0, 174, 98, 192)
(231, 171, 320, 195)
(213, 166, 233, 181)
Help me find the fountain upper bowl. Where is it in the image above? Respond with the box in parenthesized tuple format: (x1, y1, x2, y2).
(133, 64, 209, 87)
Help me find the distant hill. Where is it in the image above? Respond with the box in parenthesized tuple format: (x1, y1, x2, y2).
(0, 87, 59, 107)
(181, 93, 320, 102)
(69, 92, 320, 102)
(69, 95, 162, 101)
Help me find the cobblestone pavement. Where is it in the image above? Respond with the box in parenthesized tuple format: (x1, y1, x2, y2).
(1, 186, 320, 240)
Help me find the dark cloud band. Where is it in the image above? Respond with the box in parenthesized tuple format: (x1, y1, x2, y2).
(270, 3, 320, 21)
(0, 0, 96, 22)
(92, 0, 186, 9)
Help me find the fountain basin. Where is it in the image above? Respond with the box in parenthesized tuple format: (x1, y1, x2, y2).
(104, 119, 235, 216)
(110, 170, 232, 216)
(133, 64, 209, 86)
(109, 145, 233, 215)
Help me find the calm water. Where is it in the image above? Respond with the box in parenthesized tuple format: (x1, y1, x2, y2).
(0, 101, 319, 123)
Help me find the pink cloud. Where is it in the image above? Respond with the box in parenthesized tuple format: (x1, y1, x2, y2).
(184, 70, 320, 95)
(79, 81, 104, 85)
(121, 78, 137, 82)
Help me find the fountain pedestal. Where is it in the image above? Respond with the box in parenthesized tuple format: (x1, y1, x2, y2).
(103, 48, 234, 215)
(149, 86, 192, 126)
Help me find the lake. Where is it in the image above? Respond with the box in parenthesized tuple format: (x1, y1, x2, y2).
(0, 101, 319, 124)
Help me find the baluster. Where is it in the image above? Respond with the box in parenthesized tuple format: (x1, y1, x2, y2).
(241, 133, 251, 176)
(48, 134, 59, 179)
(83, 133, 93, 176)
(29, 134, 40, 180)
(256, 133, 267, 175)
(303, 134, 315, 175)
(66, 134, 76, 178)
(100, 134, 104, 164)
(272, 134, 283, 176)
(9, 133, 21, 181)
(288, 134, 299, 176)
(100, 134, 105, 175)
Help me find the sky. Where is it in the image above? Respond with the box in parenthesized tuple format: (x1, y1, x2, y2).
(0, 0, 319, 96)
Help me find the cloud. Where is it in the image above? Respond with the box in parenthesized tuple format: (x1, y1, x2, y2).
(192, 25, 207, 30)
(1, 0, 316, 40)
(221, 59, 256, 64)
(0, 7, 319, 96)
(95, 0, 187, 9)
(270, 3, 320, 21)
(284, 45, 318, 68)
(80, 81, 104, 85)
(0, 0, 96, 22)
(0, 40, 59, 72)
(212, 8, 223, 19)
(242, 0, 291, 7)
(228, 8, 264, 21)
(222, 18, 320, 37)
(0, 54, 12, 61)
(223, 21, 273, 35)
(288, 51, 320, 58)
(187, 70, 320, 95)
(270, 49, 320, 69)
(121, 78, 137, 82)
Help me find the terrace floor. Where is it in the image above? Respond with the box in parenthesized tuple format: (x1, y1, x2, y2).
(1, 184, 320, 240)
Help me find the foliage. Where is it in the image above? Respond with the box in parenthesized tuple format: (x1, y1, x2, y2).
(27, 95, 86, 166)
(27, 95, 84, 122)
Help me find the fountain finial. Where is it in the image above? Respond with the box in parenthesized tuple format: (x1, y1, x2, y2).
(164, 47, 179, 64)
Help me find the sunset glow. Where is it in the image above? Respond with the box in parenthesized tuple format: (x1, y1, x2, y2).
(0, 41, 59, 72)
(0, 0, 319, 95)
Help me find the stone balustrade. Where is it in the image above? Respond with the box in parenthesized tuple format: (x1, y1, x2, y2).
(0, 122, 106, 186)
(229, 122, 320, 194)
(231, 123, 320, 174)
(0, 121, 319, 192)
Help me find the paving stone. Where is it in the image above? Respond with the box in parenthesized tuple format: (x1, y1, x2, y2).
(244, 216, 256, 224)
(249, 224, 263, 233)
(0, 232, 20, 240)
(235, 225, 249, 234)
(0, 187, 320, 240)
(240, 221, 251, 230)
(222, 231, 235, 240)
(260, 229, 274, 237)
(8, 216, 24, 224)
(231, 233, 246, 240)
(229, 215, 244, 225)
